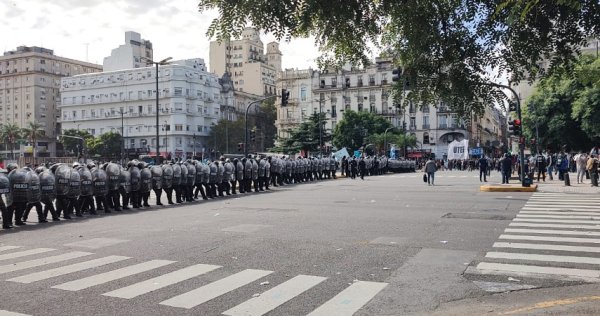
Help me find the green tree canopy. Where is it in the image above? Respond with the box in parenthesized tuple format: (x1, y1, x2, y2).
(571, 55, 600, 141)
(1, 123, 22, 159)
(61, 129, 93, 157)
(88, 131, 122, 159)
(208, 118, 246, 154)
(199, 0, 600, 115)
(332, 110, 392, 151)
(273, 112, 331, 155)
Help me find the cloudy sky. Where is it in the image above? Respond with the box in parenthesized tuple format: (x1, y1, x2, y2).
(1, 0, 322, 71)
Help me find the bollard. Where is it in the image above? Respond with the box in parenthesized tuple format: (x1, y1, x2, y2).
(564, 172, 570, 186)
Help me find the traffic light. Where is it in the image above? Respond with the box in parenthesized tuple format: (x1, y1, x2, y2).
(392, 67, 402, 82)
(509, 101, 517, 112)
(250, 129, 256, 142)
(513, 119, 521, 135)
(281, 89, 290, 107)
(237, 143, 244, 152)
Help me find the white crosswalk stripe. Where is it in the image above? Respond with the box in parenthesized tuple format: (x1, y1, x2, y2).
(0, 248, 55, 262)
(0, 310, 31, 316)
(223, 275, 327, 316)
(0, 249, 387, 314)
(52, 260, 175, 291)
(472, 192, 600, 283)
(0, 246, 21, 253)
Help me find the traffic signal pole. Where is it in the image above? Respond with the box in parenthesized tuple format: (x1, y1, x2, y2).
(245, 95, 277, 157)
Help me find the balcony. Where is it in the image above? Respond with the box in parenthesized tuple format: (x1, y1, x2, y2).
(422, 124, 430, 129)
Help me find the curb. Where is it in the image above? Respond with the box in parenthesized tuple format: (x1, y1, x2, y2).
(480, 184, 538, 192)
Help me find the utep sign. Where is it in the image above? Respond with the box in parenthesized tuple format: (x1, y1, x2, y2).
(447, 139, 469, 160)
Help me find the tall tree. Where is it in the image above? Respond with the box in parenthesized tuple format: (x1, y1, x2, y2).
(199, 0, 599, 115)
(273, 112, 331, 155)
(571, 55, 600, 141)
(61, 129, 94, 157)
(87, 131, 122, 160)
(208, 118, 246, 155)
(1, 123, 22, 160)
(332, 110, 392, 152)
(21, 122, 45, 161)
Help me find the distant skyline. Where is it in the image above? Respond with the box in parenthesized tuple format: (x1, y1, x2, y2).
(1, 0, 322, 72)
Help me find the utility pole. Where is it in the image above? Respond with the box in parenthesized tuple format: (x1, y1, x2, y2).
(245, 96, 277, 156)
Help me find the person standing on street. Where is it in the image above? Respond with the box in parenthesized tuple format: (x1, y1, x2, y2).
(358, 157, 366, 180)
(575, 151, 587, 184)
(587, 154, 598, 187)
(535, 151, 547, 182)
(478, 155, 488, 182)
(500, 153, 512, 184)
(424, 156, 437, 186)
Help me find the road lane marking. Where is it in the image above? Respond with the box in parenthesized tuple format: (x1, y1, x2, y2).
(500, 295, 600, 315)
(0, 251, 93, 274)
(52, 259, 175, 291)
(517, 214, 600, 219)
(499, 234, 600, 244)
(0, 246, 21, 253)
(514, 218, 600, 224)
(505, 228, 600, 236)
(103, 263, 221, 299)
(0, 248, 55, 262)
(307, 281, 388, 316)
(520, 211, 600, 216)
(8, 255, 131, 284)
(0, 310, 31, 316)
(509, 222, 600, 230)
(160, 269, 273, 309)
(493, 242, 600, 253)
(523, 207, 600, 212)
(223, 275, 327, 316)
(476, 262, 600, 279)
(486, 252, 600, 265)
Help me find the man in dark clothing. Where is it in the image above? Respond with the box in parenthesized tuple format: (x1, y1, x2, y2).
(358, 158, 367, 180)
(536, 152, 547, 182)
(478, 156, 488, 182)
(350, 158, 357, 179)
(501, 153, 512, 184)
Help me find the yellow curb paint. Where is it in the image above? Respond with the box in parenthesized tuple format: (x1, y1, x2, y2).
(480, 185, 537, 192)
(500, 295, 600, 315)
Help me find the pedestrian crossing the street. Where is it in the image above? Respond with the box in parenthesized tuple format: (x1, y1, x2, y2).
(0, 245, 387, 315)
(472, 192, 600, 283)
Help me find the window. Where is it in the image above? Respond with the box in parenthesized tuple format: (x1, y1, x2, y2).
(186, 125, 190, 131)
(422, 116, 429, 129)
(331, 105, 337, 118)
(410, 117, 416, 129)
(423, 133, 430, 144)
(174, 87, 183, 96)
(422, 105, 429, 113)
(176, 137, 182, 145)
(300, 86, 307, 101)
(175, 124, 183, 131)
(331, 77, 337, 87)
(439, 115, 447, 129)
(130, 138, 135, 148)
(175, 102, 183, 111)
(369, 74, 375, 85)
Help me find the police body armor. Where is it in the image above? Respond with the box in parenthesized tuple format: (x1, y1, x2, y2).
(151, 165, 163, 190)
(236, 161, 244, 181)
(172, 164, 182, 186)
(180, 163, 188, 186)
(251, 160, 259, 180)
(224, 162, 234, 181)
(195, 163, 203, 185)
(0, 172, 10, 196)
(140, 167, 152, 193)
(201, 163, 210, 184)
(265, 161, 271, 178)
(244, 160, 252, 179)
(129, 166, 141, 192)
(91, 168, 108, 196)
(79, 167, 94, 196)
(55, 164, 71, 196)
(208, 163, 217, 184)
(119, 169, 131, 194)
(216, 163, 224, 183)
(162, 164, 173, 189)
(27, 169, 41, 203)
(258, 159, 266, 177)
(67, 168, 81, 198)
(186, 163, 196, 186)
(106, 163, 121, 191)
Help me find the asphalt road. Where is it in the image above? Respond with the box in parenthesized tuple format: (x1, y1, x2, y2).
(0, 170, 596, 315)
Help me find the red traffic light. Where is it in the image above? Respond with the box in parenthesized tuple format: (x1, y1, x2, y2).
(513, 119, 521, 125)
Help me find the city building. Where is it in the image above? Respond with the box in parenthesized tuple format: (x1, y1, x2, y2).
(103, 31, 153, 72)
(276, 57, 504, 159)
(0, 46, 102, 157)
(209, 27, 281, 96)
(59, 58, 222, 159)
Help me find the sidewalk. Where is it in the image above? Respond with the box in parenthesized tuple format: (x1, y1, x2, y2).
(533, 172, 600, 194)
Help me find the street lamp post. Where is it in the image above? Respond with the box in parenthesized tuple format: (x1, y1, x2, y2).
(164, 120, 168, 160)
(143, 56, 172, 165)
(118, 108, 128, 163)
(245, 95, 277, 156)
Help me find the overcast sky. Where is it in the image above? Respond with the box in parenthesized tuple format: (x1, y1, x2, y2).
(1, 0, 322, 71)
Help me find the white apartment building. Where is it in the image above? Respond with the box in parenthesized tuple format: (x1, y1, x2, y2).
(210, 27, 281, 96)
(59, 59, 222, 159)
(103, 31, 153, 72)
(0, 46, 101, 157)
(276, 58, 483, 159)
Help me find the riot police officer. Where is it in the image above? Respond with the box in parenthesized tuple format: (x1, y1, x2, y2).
(0, 167, 11, 229)
(258, 157, 267, 191)
(251, 157, 259, 192)
(223, 159, 233, 196)
(22, 166, 44, 223)
(7, 163, 28, 226)
(104, 162, 122, 212)
(119, 165, 131, 210)
(66, 163, 82, 217)
(128, 160, 142, 208)
(139, 162, 152, 207)
(151, 164, 164, 205)
(243, 157, 252, 193)
(216, 160, 225, 196)
(52, 163, 71, 219)
(172, 161, 183, 203)
(208, 160, 218, 198)
(193, 161, 208, 200)
(161, 162, 174, 204)
(184, 161, 196, 202)
(234, 158, 244, 194)
(77, 163, 95, 215)
(89, 162, 110, 213)
(179, 161, 188, 202)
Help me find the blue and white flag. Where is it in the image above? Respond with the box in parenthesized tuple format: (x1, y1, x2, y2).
(390, 145, 396, 159)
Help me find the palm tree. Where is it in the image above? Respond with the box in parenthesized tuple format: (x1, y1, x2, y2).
(22, 122, 45, 163)
(0, 123, 22, 160)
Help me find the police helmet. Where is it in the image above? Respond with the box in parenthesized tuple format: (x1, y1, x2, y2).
(35, 166, 45, 174)
(87, 162, 96, 169)
(73, 162, 81, 168)
(6, 163, 18, 172)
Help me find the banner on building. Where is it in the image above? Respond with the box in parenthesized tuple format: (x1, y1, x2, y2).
(447, 139, 469, 160)
(390, 145, 396, 159)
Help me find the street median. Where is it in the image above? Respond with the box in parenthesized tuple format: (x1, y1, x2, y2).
(480, 184, 537, 192)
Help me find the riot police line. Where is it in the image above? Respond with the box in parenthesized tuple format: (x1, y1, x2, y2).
(0, 154, 415, 229)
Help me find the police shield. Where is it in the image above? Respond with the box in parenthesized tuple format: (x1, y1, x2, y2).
(10, 168, 31, 204)
(106, 162, 121, 191)
(28, 170, 41, 203)
(195, 162, 203, 185)
(119, 169, 131, 194)
(55, 164, 71, 196)
(79, 167, 94, 196)
(151, 165, 163, 190)
(39, 170, 56, 201)
(172, 164, 182, 186)
(140, 167, 152, 193)
(91, 168, 108, 196)
(129, 166, 141, 192)
(67, 168, 81, 198)
(180, 163, 188, 185)
(0, 172, 10, 195)
(186, 163, 196, 186)
(162, 164, 173, 189)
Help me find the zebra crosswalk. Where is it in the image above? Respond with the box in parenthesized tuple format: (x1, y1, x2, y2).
(0, 245, 387, 315)
(471, 192, 600, 284)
